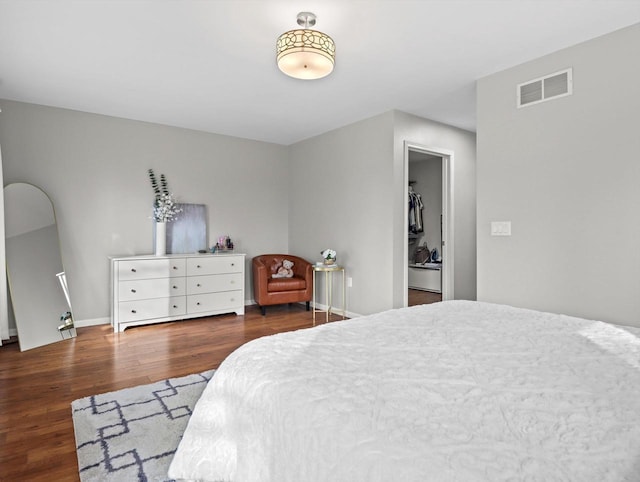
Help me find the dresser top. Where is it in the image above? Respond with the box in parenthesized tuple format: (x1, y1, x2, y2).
(110, 252, 246, 262)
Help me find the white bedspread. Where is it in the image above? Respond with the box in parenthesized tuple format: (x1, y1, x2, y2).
(169, 301, 640, 481)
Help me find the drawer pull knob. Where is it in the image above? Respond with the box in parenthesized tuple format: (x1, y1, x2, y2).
(131, 289, 137, 293)
(231, 263, 235, 266)
(131, 268, 137, 272)
(173, 285, 178, 289)
(131, 309, 137, 313)
(173, 266, 178, 270)
(197, 265, 201, 268)
(197, 302, 201, 306)
(197, 283, 201, 287)
(173, 305, 178, 309)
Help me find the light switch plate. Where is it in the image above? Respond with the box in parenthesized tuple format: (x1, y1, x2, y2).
(491, 221, 511, 236)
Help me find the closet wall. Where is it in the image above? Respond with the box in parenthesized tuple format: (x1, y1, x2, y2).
(408, 154, 442, 262)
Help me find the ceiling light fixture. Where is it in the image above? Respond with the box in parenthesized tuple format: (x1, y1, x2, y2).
(276, 12, 335, 80)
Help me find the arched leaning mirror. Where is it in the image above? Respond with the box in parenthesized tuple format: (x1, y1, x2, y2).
(4, 183, 75, 351)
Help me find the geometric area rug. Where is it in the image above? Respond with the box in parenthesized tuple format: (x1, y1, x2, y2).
(71, 370, 215, 482)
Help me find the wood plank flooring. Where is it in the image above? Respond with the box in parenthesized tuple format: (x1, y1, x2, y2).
(0, 304, 343, 481)
(408, 289, 442, 306)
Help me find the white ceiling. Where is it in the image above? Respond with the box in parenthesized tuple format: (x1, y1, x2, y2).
(1, 1, 639, 145)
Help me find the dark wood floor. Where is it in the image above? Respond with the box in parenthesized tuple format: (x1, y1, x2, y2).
(0, 304, 344, 481)
(408, 289, 442, 306)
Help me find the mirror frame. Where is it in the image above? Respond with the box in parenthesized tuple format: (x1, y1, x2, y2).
(4, 182, 75, 350)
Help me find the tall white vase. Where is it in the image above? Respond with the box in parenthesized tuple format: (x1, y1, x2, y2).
(155, 222, 167, 256)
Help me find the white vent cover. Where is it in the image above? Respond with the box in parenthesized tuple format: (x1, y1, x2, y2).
(517, 68, 572, 108)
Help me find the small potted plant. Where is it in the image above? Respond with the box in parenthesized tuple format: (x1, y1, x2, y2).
(321, 248, 337, 265)
(148, 169, 182, 255)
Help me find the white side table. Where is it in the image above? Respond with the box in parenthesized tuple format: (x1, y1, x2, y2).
(312, 264, 346, 324)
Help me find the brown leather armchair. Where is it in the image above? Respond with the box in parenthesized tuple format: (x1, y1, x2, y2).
(252, 254, 313, 315)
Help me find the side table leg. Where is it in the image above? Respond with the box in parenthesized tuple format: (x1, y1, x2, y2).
(325, 270, 330, 323)
(342, 268, 346, 319)
(312, 269, 317, 325)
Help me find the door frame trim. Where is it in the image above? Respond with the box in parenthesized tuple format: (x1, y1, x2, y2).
(403, 141, 455, 305)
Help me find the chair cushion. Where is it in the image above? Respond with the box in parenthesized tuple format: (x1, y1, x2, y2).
(267, 276, 306, 293)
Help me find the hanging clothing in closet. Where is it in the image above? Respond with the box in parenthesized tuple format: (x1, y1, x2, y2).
(408, 187, 424, 234)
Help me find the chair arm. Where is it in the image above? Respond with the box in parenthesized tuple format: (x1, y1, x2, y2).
(252, 257, 270, 304)
(301, 261, 313, 297)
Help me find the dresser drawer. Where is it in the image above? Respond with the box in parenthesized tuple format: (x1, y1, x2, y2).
(119, 277, 186, 301)
(187, 290, 242, 314)
(186, 273, 242, 295)
(408, 266, 441, 293)
(117, 258, 186, 281)
(186, 256, 243, 276)
(118, 296, 186, 322)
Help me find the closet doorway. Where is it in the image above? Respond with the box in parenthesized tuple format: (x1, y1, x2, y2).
(403, 142, 454, 306)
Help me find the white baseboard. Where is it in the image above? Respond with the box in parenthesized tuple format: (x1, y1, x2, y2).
(70, 304, 362, 329)
(1, 328, 18, 345)
(311, 302, 361, 320)
(250, 298, 361, 319)
(74, 316, 110, 328)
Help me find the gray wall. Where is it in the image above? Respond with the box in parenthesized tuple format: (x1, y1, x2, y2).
(477, 23, 640, 326)
(0, 100, 290, 324)
(289, 112, 396, 316)
(1, 100, 477, 324)
(289, 111, 477, 316)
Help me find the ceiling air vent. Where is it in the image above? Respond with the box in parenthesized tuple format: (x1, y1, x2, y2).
(517, 68, 572, 108)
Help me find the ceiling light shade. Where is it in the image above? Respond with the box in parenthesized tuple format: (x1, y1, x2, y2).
(276, 12, 335, 80)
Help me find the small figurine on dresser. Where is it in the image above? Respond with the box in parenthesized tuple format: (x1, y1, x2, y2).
(212, 235, 234, 252)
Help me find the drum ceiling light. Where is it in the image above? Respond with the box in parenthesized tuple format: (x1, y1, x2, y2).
(276, 12, 335, 80)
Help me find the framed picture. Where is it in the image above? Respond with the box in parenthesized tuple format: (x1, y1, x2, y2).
(166, 203, 207, 254)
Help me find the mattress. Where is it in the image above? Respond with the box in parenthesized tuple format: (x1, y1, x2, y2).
(169, 301, 640, 481)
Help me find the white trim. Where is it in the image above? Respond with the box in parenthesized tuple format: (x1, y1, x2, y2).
(0, 143, 8, 343)
(310, 301, 362, 320)
(403, 142, 455, 306)
(73, 316, 110, 328)
(249, 299, 361, 319)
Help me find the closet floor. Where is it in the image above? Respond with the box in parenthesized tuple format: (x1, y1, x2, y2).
(408, 289, 442, 306)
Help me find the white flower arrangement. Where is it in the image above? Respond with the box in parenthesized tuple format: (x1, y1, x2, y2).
(152, 192, 182, 222)
(148, 169, 182, 223)
(321, 248, 337, 260)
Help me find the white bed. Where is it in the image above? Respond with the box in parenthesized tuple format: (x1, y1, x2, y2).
(169, 301, 640, 481)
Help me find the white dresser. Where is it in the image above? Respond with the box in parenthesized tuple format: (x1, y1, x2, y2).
(110, 253, 245, 332)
